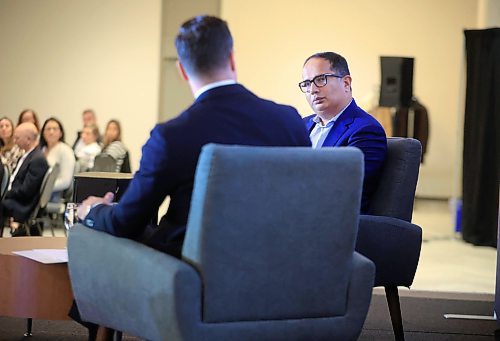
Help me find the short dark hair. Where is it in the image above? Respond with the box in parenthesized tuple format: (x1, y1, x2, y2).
(40, 117, 66, 148)
(175, 15, 233, 77)
(304, 52, 350, 76)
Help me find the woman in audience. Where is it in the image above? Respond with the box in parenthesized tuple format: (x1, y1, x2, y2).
(0, 117, 24, 172)
(40, 117, 76, 199)
(100, 119, 131, 172)
(17, 109, 41, 132)
(75, 124, 101, 172)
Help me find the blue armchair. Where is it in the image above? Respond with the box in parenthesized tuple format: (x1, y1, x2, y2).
(355, 137, 423, 341)
(68, 144, 375, 341)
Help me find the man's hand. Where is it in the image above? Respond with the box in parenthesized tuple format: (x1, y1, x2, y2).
(77, 192, 115, 220)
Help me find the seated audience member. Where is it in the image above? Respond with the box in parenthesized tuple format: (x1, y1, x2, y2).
(17, 109, 41, 132)
(40, 117, 76, 199)
(0, 117, 24, 172)
(2, 123, 48, 236)
(75, 124, 101, 172)
(299, 51, 387, 213)
(99, 119, 131, 173)
(73, 109, 101, 155)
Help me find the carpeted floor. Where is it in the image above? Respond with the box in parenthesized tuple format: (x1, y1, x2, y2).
(0, 318, 140, 341)
(360, 289, 497, 340)
(0, 290, 497, 340)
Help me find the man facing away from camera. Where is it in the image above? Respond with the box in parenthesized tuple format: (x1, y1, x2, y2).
(71, 14, 311, 340)
(77, 15, 311, 257)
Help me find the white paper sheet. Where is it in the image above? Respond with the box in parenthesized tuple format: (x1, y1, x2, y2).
(12, 248, 68, 264)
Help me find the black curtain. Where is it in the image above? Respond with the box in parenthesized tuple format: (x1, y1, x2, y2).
(462, 28, 500, 247)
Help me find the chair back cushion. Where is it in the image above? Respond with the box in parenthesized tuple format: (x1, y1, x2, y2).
(92, 154, 118, 172)
(368, 138, 422, 221)
(183, 144, 364, 323)
(38, 164, 60, 209)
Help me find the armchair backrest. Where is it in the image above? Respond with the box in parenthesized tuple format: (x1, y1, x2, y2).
(183, 144, 364, 323)
(368, 137, 422, 221)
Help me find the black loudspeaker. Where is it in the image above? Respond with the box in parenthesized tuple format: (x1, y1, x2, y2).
(379, 56, 414, 107)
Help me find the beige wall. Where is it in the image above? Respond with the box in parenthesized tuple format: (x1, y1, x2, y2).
(222, 0, 478, 198)
(0, 0, 162, 170)
(0, 0, 495, 198)
(159, 0, 220, 122)
(478, 0, 500, 26)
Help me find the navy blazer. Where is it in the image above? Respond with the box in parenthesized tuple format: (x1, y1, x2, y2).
(87, 84, 311, 244)
(304, 99, 387, 213)
(3, 146, 49, 221)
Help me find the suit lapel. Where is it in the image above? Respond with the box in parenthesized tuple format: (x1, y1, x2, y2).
(322, 117, 351, 147)
(305, 116, 316, 133)
(12, 149, 34, 185)
(322, 100, 357, 147)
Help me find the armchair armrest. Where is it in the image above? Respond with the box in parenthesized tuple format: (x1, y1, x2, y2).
(68, 224, 202, 341)
(355, 215, 422, 287)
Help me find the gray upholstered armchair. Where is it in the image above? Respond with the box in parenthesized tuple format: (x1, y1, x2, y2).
(355, 137, 423, 341)
(68, 144, 375, 341)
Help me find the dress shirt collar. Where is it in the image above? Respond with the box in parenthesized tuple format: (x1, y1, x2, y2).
(194, 79, 237, 99)
(312, 99, 353, 127)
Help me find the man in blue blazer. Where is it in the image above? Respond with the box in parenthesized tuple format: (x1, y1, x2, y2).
(300, 52, 387, 213)
(77, 16, 311, 257)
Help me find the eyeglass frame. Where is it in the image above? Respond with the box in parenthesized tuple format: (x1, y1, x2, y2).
(298, 73, 344, 93)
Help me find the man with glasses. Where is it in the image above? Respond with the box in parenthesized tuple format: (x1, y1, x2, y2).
(300, 52, 387, 213)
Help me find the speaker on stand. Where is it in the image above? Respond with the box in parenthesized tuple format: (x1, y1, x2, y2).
(379, 56, 415, 138)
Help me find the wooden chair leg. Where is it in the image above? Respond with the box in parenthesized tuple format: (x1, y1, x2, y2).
(95, 326, 122, 341)
(385, 285, 405, 341)
(0, 216, 8, 237)
(25, 223, 32, 236)
(24, 318, 33, 336)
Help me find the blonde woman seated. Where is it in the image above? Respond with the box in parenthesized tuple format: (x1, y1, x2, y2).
(99, 119, 131, 173)
(40, 117, 76, 200)
(0, 117, 24, 173)
(75, 124, 101, 172)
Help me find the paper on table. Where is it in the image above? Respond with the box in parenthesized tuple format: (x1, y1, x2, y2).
(12, 248, 68, 264)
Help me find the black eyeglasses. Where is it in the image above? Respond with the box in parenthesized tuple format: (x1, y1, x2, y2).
(298, 73, 343, 93)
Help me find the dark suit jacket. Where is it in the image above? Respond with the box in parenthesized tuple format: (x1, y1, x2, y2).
(304, 99, 387, 213)
(3, 146, 49, 222)
(86, 84, 311, 252)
